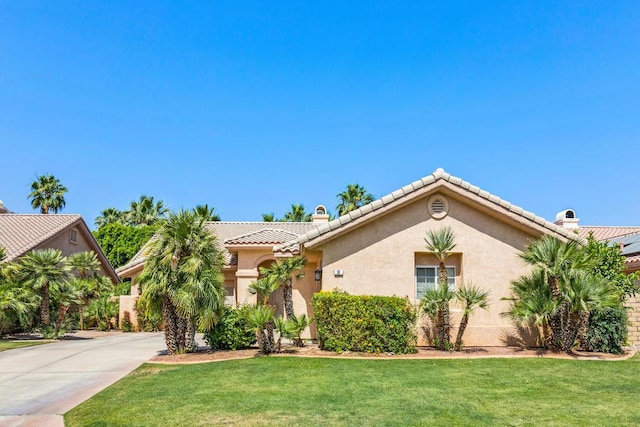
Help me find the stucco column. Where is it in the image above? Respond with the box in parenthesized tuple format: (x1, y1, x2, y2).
(236, 268, 259, 305)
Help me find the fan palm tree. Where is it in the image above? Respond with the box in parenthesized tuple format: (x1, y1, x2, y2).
(15, 249, 71, 325)
(454, 284, 491, 351)
(193, 204, 221, 221)
(259, 256, 306, 319)
(138, 210, 225, 354)
(424, 227, 457, 350)
(127, 195, 168, 226)
(504, 269, 558, 349)
(249, 276, 281, 306)
(519, 236, 594, 351)
(282, 204, 311, 222)
(28, 174, 68, 214)
(336, 184, 374, 216)
(94, 208, 125, 228)
(246, 304, 275, 354)
(262, 213, 275, 222)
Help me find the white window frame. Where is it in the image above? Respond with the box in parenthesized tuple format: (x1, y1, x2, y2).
(415, 265, 456, 300)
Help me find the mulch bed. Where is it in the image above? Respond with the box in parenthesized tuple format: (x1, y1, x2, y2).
(149, 343, 635, 364)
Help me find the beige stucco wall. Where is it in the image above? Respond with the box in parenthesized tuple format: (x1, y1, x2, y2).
(315, 193, 540, 346)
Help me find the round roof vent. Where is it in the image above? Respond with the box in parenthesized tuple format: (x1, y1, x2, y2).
(428, 195, 449, 219)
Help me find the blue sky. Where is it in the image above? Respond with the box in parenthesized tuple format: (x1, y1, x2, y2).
(1, 2, 638, 228)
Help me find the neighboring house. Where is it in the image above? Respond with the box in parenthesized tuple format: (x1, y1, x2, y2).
(117, 169, 640, 346)
(0, 213, 119, 283)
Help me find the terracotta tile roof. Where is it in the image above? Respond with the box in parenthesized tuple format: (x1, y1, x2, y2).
(224, 228, 301, 245)
(577, 226, 640, 241)
(117, 221, 319, 275)
(0, 214, 82, 261)
(274, 168, 582, 253)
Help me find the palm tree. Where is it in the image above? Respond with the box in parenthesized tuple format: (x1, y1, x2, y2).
(282, 204, 311, 222)
(504, 269, 557, 349)
(245, 304, 275, 354)
(28, 174, 68, 214)
(0, 250, 40, 336)
(519, 236, 594, 351)
(249, 276, 281, 306)
(138, 210, 225, 354)
(259, 256, 306, 319)
(565, 272, 620, 350)
(94, 208, 125, 228)
(15, 249, 71, 325)
(262, 213, 275, 222)
(424, 227, 456, 350)
(68, 251, 109, 330)
(336, 184, 374, 216)
(193, 204, 221, 221)
(454, 284, 490, 351)
(127, 195, 169, 226)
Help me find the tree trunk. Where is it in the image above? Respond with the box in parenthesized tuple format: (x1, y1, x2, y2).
(283, 282, 295, 319)
(162, 295, 179, 355)
(185, 318, 197, 353)
(176, 316, 187, 354)
(266, 320, 276, 352)
(576, 311, 590, 350)
(41, 283, 50, 325)
(546, 276, 564, 352)
(438, 263, 451, 350)
(454, 313, 469, 351)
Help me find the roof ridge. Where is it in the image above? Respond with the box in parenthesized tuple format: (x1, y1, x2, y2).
(223, 227, 300, 243)
(274, 168, 580, 252)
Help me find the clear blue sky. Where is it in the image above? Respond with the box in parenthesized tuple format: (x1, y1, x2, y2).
(2, 2, 638, 228)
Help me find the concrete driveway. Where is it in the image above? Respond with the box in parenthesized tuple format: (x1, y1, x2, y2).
(0, 332, 165, 427)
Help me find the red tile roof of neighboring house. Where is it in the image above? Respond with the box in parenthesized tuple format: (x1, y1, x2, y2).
(577, 226, 640, 241)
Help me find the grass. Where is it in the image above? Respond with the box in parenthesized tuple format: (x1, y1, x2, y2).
(66, 354, 640, 426)
(0, 339, 53, 351)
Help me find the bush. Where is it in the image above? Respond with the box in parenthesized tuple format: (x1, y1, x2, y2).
(583, 306, 628, 354)
(312, 290, 417, 354)
(204, 305, 256, 351)
(120, 311, 134, 332)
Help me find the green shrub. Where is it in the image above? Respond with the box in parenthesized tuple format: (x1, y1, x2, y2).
(120, 311, 134, 332)
(204, 305, 256, 351)
(583, 306, 628, 354)
(312, 290, 417, 354)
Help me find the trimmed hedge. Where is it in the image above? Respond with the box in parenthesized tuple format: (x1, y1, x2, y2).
(312, 291, 417, 354)
(204, 305, 256, 351)
(583, 306, 628, 355)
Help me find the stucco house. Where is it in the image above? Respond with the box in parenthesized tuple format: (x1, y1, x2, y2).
(0, 210, 118, 283)
(118, 169, 640, 346)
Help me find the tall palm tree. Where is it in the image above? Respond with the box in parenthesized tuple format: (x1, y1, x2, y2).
(94, 208, 125, 228)
(519, 236, 594, 351)
(138, 210, 225, 354)
(259, 256, 307, 319)
(28, 174, 68, 214)
(336, 184, 374, 216)
(193, 204, 221, 221)
(424, 227, 456, 350)
(282, 204, 311, 222)
(15, 249, 71, 325)
(454, 285, 490, 351)
(127, 195, 169, 226)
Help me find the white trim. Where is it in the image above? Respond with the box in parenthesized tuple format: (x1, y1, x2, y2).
(415, 265, 456, 299)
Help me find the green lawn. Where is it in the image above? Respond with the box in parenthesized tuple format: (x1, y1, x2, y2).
(0, 340, 52, 351)
(66, 354, 640, 426)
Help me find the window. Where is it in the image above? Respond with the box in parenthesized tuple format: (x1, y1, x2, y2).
(416, 266, 455, 299)
(69, 229, 78, 243)
(224, 286, 235, 306)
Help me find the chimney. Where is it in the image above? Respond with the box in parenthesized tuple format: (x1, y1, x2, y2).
(312, 205, 329, 223)
(554, 209, 579, 229)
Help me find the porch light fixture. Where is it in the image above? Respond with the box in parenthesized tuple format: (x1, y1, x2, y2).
(314, 269, 322, 281)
